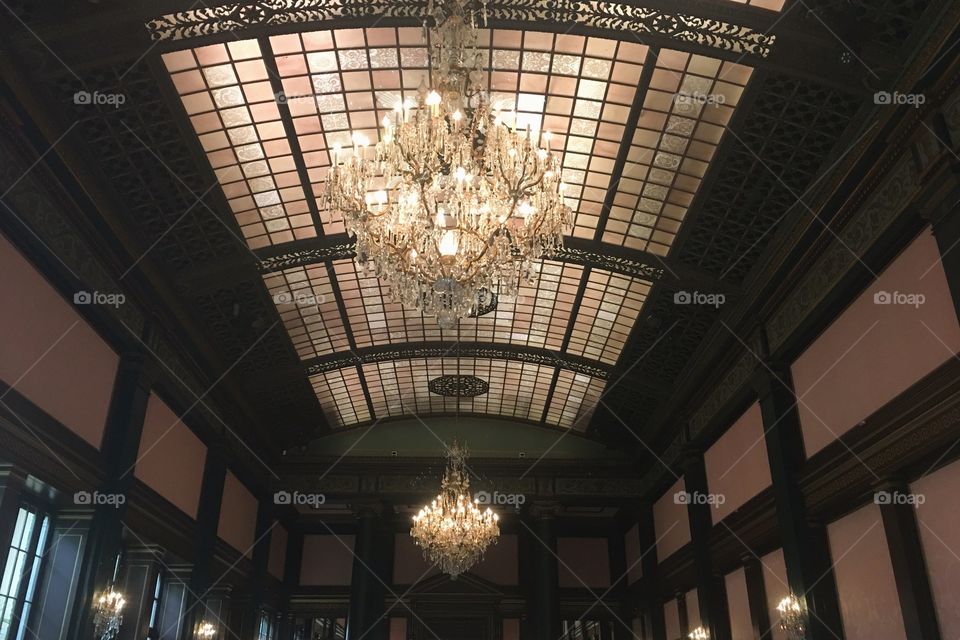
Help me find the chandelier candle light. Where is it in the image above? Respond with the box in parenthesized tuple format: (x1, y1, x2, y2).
(777, 594, 806, 640)
(324, 0, 571, 328)
(92, 587, 126, 640)
(411, 441, 500, 578)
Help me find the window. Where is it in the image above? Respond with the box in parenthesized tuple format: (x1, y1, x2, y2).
(0, 506, 51, 640)
(560, 619, 614, 640)
(257, 611, 276, 640)
(145, 571, 163, 639)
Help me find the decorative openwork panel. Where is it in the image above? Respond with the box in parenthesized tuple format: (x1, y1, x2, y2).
(545, 369, 606, 430)
(602, 50, 752, 254)
(309, 366, 371, 427)
(146, 1, 779, 57)
(428, 375, 491, 397)
(675, 74, 862, 280)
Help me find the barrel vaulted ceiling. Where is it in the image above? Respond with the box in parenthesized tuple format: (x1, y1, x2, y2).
(0, 0, 939, 450)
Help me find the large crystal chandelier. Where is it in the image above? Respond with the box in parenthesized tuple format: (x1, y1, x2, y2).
(324, 0, 571, 328)
(411, 441, 500, 578)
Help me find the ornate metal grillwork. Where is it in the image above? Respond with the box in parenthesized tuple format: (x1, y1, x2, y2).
(428, 375, 490, 397)
(467, 290, 499, 318)
(144, 0, 776, 58)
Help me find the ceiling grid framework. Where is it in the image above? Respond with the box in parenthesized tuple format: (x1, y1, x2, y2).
(158, 21, 762, 431)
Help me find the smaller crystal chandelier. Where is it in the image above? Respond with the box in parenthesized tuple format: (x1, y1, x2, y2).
(196, 621, 217, 639)
(688, 626, 709, 640)
(411, 441, 499, 578)
(776, 594, 806, 640)
(92, 587, 126, 640)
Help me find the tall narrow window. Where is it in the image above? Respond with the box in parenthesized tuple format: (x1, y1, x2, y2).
(257, 611, 276, 640)
(0, 506, 51, 640)
(145, 571, 163, 639)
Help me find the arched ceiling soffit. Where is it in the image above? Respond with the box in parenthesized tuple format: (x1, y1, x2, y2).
(149, 1, 781, 432)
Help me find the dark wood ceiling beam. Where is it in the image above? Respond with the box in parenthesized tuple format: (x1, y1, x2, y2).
(179, 233, 738, 298)
(245, 341, 673, 396)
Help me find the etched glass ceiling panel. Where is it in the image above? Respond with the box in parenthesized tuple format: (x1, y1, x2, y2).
(567, 270, 650, 364)
(162, 41, 317, 248)
(262, 265, 347, 358)
(356, 358, 582, 429)
(601, 50, 752, 255)
(268, 27, 646, 240)
(310, 367, 370, 427)
(334, 258, 584, 351)
(546, 370, 606, 430)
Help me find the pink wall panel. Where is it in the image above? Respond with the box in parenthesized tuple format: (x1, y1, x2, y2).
(793, 229, 960, 457)
(705, 403, 771, 523)
(217, 471, 259, 557)
(558, 537, 610, 588)
(912, 458, 960, 639)
(761, 548, 788, 640)
(724, 568, 752, 640)
(0, 233, 118, 448)
(135, 394, 206, 518)
(471, 534, 518, 585)
(624, 523, 642, 584)
(654, 478, 691, 561)
(686, 588, 700, 630)
(663, 598, 680, 640)
(301, 535, 355, 586)
(502, 619, 520, 640)
(268, 522, 288, 580)
(827, 504, 906, 640)
(390, 618, 408, 640)
(393, 533, 439, 584)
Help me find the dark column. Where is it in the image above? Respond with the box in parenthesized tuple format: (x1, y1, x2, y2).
(346, 506, 388, 640)
(526, 502, 560, 640)
(877, 480, 941, 640)
(246, 500, 274, 635)
(755, 366, 844, 640)
(929, 191, 960, 320)
(742, 556, 771, 640)
(277, 529, 303, 640)
(0, 465, 27, 580)
(638, 503, 666, 640)
(68, 346, 154, 640)
(681, 450, 731, 640)
(180, 444, 228, 640)
(117, 545, 164, 640)
(677, 592, 689, 638)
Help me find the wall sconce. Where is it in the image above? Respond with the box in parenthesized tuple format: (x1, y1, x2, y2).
(688, 627, 709, 640)
(196, 621, 217, 639)
(92, 587, 126, 640)
(776, 594, 806, 640)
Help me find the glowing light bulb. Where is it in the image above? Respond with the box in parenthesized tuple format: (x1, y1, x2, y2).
(382, 115, 392, 128)
(352, 132, 369, 147)
(439, 230, 459, 256)
(518, 201, 535, 218)
(426, 90, 442, 106)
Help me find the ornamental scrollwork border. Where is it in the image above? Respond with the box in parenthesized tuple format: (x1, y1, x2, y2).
(257, 240, 663, 283)
(304, 345, 610, 378)
(145, 0, 775, 58)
